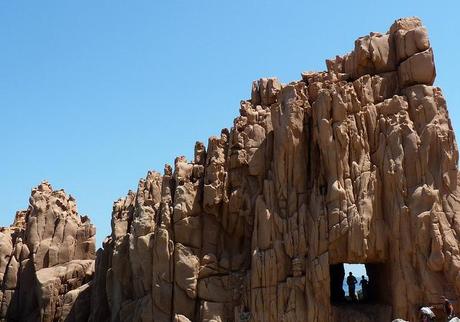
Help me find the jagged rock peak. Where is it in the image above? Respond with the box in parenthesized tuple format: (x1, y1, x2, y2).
(2, 17, 459, 322)
(0, 181, 96, 322)
(89, 17, 460, 322)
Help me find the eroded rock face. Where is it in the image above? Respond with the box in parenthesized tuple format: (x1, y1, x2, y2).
(88, 17, 460, 322)
(1, 17, 458, 322)
(0, 181, 96, 322)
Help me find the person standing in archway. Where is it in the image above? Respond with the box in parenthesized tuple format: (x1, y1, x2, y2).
(360, 275, 369, 301)
(347, 272, 358, 301)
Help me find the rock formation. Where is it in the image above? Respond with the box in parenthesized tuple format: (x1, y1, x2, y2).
(1, 17, 459, 322)
(88, 17, 460, 322)
(0, 182, 96, 322)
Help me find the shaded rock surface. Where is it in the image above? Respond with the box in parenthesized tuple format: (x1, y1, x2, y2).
(0, 182, 96, 322)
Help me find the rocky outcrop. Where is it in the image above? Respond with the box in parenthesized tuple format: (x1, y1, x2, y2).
(0, 182, 96, 322)
(1, 17, 459, 322)
(88, 17, 460, 322)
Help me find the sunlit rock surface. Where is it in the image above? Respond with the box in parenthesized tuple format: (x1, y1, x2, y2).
(1, 17, 459, 322)
(0, 182, 96, 322)
(89, 17, 459, 322)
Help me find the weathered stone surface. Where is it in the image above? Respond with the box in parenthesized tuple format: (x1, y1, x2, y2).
(398, 48, 436, 87)
(2, 17, 459, 322)
(85, 17, 460, 322)
(88, 17, 460, 322)
(0, 182, 96, 322)
(36, 260, 94, 322)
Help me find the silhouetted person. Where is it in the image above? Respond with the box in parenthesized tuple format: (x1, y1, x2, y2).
(360, 275, 369, 301)
(442, 296, 454, 320)
(346, 272, 357, 301)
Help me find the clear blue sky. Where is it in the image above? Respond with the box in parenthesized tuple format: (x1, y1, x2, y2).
(1, 1, 459, 248)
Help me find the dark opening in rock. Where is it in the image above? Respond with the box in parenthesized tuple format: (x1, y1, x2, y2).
(330, 263, 390, 305)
